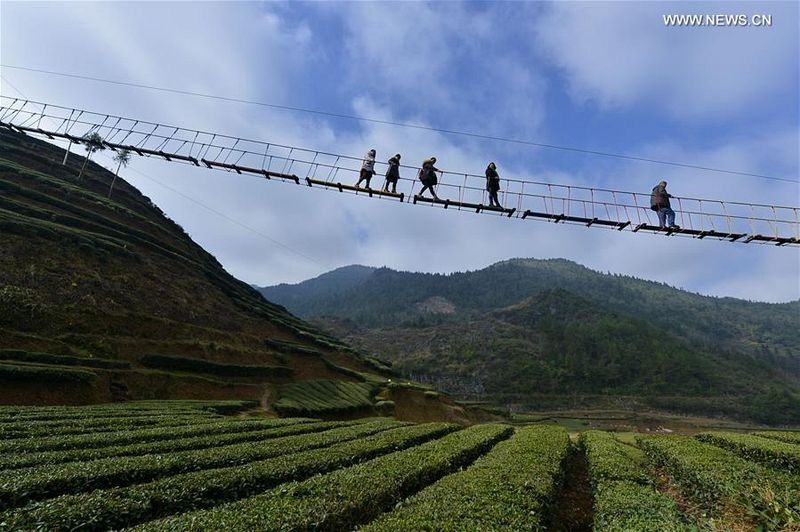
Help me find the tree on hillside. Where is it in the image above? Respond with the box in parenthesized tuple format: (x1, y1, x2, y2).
(77, 132, 106, 180)
(108, 148, 132, 198)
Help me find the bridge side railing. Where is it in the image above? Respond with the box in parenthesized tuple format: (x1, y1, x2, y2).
(1, 97, 797, 245)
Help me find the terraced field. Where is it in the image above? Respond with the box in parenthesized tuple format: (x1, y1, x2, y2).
(0, 402, 797, 530)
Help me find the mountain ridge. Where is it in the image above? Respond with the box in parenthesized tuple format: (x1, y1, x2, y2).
(260, 262, 800, 424)
(260, 260, 799, 366)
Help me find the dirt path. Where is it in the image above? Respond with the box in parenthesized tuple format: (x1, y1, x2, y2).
(550, 446, 594, 531)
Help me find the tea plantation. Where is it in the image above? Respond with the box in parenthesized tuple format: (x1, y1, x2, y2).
(0, 401, 797, 530)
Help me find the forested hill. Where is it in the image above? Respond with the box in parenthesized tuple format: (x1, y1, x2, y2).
(261, 261, 800, 424)
(262, 260, 799, 369)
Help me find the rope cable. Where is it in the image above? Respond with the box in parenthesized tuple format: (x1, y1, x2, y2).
(4, 96, 797, 210)
(222, 138, 240, 164)
(4, 64, 795, 183)
(36, 104, 46, 129)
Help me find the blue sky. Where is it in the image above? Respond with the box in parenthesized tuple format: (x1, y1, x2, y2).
(1, 1, 798, 302)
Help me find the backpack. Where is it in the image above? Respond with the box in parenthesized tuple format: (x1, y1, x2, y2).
(419, 165, 436, 185)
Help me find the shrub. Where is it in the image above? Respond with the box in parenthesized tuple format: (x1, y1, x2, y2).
(581, 430, 652, 487)
(0, 349, 130, 369)
(140, 354, 292, 378)
(0, 362, 96, 383)
(273, 379, 376, 416)
(0, 419, 399, 508)
(2, 422, 452, 531)
(264, 338, 321, 357)
(364, 425, 569, 531)
(638, 435, 800, 529)
(321, 356, 386, 384)
(582, 431, 687, 530)
(593, 480, 686, 532)
(0, 414, 218, 439)
(0, 285, 47, 326)
(135, 424, 512, 531)
(752, 431, 800, 445)
(0, 419, 330, 470)
(696, 432, 800, 474)
(0, 417, 314, 454)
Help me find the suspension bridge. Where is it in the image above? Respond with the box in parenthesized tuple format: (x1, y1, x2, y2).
(1, 97, 798, 247)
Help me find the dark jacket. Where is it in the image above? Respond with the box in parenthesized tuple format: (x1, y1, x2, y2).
(419, 160, 438, 185)
(385, 156, 400, 181)
(485, 166, 500, 192)
(650, 185, 671, 210)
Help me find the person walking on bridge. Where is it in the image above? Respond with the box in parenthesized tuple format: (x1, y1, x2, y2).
(485, 162, 502, 208)
(355, 149, 376, 188)
(383, 153, 401, 193)
(650, 180, 679, 229)
(417, 156, 440, 200)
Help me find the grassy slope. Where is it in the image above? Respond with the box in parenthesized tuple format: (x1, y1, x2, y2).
(0, 128, 383, 405)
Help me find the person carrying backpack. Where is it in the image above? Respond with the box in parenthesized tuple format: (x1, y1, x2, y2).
(485, 162, 502, 208)
(417, 156, 440, 200)
(383, 153, 401, 193)
(355, 149, 377, 188)
(650, 180, 679, 229)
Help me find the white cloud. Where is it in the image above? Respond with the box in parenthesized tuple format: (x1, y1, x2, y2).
(1, 2, 797, 305)
(534, 1, 798, 119)
(336, 2, 547, 138)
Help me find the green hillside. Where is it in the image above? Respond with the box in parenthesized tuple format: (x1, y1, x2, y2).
(261, 264, 800, 424)
(0, 128, 389, 406)
(263, 261, 799, 368)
